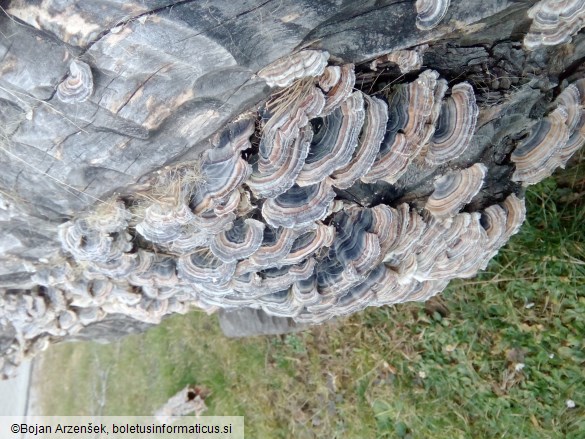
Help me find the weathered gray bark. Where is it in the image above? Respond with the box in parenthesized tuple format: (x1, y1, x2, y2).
(0, 1, 584, 361)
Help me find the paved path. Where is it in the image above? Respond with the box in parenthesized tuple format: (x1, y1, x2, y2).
(0, 361, 32, 418)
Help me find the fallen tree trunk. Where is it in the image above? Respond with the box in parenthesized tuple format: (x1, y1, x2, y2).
(1, 0, 584, 377)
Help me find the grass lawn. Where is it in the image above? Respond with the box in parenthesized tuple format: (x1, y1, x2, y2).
(36, 156, 585, 438)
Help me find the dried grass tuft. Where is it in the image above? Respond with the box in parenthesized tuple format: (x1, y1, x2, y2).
(263, 77, 316, 129)
(128, 160, 203, 226)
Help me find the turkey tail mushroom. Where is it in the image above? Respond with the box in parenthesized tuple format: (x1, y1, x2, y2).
(524, 0, 585, 50)
(415, 0, 451, 30)
(363, 70, 438, 183)
(511, 108, 570, 185)
(190, 118, 254, 214)
(243, 227, 301, 270)
(296, 92, 365, 186)
(258, 50, 330, 88)
(553, 79, 585, 167)
(330, 95, 388, 189)
(370, 46, 428, 74)
(425, 163, 487, 218)
(247, 125, 313, 198)
(56, 60, 94, 103)
(319, 64, 356, 115)
(177, 249, 236, 286)
(248, 85, 324, 198)
(210, 218, 266, 263)
(8, 48, 585, 372)
(424, 82, 479, 165)
(501, 194, 526, 239)
(262, 182, 336, 229)
(280, 224, 336, 265)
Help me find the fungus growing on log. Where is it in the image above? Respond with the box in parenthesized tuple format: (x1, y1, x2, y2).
(210, 218, 265, 263)
(511, 108, 570, 185)
(280, 224, 336, 265)
(58, 203, 132, 263)
(190, 209, 235, 234)
(502, 194, 527, 239)
(553, 79, 585, 167)
(425, 163, 487, 218)
(415, 0, 451, 30)
(424, 82, 479, 165)
(56, 60, 93, 103)
(369, 46, 428, 74)
(177, 249, 236, 286)
(248, 84, 324, 198)
(1, 0, 585, 378)
(524, 0, 585, 49)
(259, 259, 317, 294)
(136, 203, 194, 244)
(244, 227, 300, 270)
(258, 50, 330, 88)
(296, 92, 365, 186)
(262, 182, 336, 229)
(190, 119, 254, 214)
(363, 70, 438, 184)
(247, 125, 313, 198)
(320, 64, 356, 115)
(330, 95, 388, 189)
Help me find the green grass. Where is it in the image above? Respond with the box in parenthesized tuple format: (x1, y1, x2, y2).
(37, 157, 585, 438)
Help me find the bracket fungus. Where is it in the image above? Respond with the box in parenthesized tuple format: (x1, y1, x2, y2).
(248, 125, 313, 198)
(296, 92, 365, 186)
(248, 84, 324, 198)
(363, 70, 439, 184)
(58, 203, 132, 263)
(3, 24, 585, 377)
(190, 119, 254, 214)
(370, 45, 428, 74)
(177, 249, 236, 286)
(524, 0, 585, 50)
(243, 227, 300, 270)
(511, 106, 571, 185)
(262, 182, 336, 229)
(258, 50, 330, 88)
(415, 0, 451, 30)
(56, 60, 94, 103)
(553, 79, 585, 167)
(210, 218, 265, 263)
(511, 79, 585, 185)
(330, 95, 388, 189)
(320, 64, 356, 115)
(135, 203, 194, 244)
(425, 163, 487, 218)
(424, 82, 479, 165)
(280, 224, 336, 266)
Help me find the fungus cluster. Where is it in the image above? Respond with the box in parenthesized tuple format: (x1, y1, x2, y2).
(1, 34, 584, 377)
(512, 79, 585, 185)
(257, 50, 329, 88)
(369, 45, 428, 74)
(524, 0, 585, 49)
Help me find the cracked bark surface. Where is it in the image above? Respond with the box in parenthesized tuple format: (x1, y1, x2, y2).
(0, 0, 583, 341)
